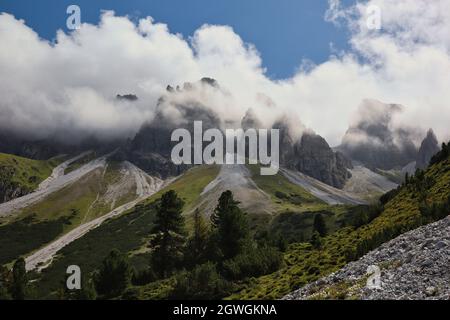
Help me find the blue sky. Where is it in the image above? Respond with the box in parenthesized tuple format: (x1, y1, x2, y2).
(0, 0, 354, 79)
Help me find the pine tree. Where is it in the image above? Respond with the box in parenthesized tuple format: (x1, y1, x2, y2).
(0, 265, 11, 299)
(63, 275, 97, 300)
(150, 190, 186, 277)
(313, 213, 327, 237)
(10, 258, 27, 300)
(210, 190, 250, 260)
(77, 278, 97, 300)
(186, 209, 209, 267)
(94, 249, 132, 298)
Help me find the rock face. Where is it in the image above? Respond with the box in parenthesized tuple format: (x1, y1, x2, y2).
(0, 184, 29, 203)
(416, 129, 440, 169)
(125, 124, 190, 179)
(339, 100, 418, 170)
(0, 166, 31, 203)
(294, 134, 352, 189)
(116, 94, 138, 101)
(126, 79, 222, 178)
(273, 120, 352, 189)
(0, 131, 65, 160)
(284, 216, 450, 300)
(127, 80, 352, 186)
(0, 130, 121, 161)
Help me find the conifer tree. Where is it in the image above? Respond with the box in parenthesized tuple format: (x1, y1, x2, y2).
(210, 190, 250, 260)
(150, 190, 186, 277)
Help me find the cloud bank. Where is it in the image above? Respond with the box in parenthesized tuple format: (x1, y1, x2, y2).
(0, 0, 449, 145)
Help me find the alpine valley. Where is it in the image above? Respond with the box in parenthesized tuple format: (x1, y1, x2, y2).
(0, 79, 449, 300)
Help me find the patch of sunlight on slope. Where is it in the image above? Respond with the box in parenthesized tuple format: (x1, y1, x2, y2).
(231, 156, 450, 300)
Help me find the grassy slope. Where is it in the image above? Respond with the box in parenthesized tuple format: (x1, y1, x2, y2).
(23, 158, 450, 300)
(0, 153, 62, 194)
(145, 165, 220, 211)
(231, 157, 450, 299)
(0, 162, 136, 265)
(144, 165, 220, 230)
(31, 203, 159, 298)
(247, 164, 325, 212)
(246, 164, 359, 242)
(31, 165, 220, 298)
(30, 163, 363, 299)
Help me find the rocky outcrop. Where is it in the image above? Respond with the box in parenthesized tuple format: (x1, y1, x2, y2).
(116, 94, 138, 101)
(0, 166, 32, 203)
(0, 184, 29, 203)
(293, 133, 352, 189)
(273, 119, 352, 189)
(416, 129, 440, 169)
(284, 216, 450, 300)
(0, 131, 65, 160)
(339, 100, 418, 170)
(126, 79, 222, 178)
(128, 79, 352, 186)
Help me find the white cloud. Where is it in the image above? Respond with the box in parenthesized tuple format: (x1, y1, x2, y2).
(0, 1, 449, 146)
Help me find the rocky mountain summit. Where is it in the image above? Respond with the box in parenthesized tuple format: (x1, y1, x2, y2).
(274, 119, 352, 189)
(339, 100, 419, 170)
(284, 216, 450, 300)
(125, 79, 222, 178)
(416, 129, 440, 169)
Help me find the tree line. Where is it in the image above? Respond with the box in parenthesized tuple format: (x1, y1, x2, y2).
(64, 189, 284, 300)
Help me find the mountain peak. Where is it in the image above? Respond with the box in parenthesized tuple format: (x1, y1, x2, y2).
(416, 128, 440, 169)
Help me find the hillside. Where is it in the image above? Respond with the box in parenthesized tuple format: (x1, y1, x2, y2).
(28, 163, 377, 299)
(29, 165, 220, 298)
(0, 153, 62, 203)
(231, 150, 450, 299)
(0, 156, 164, 267)
(284, 216, 450, 300)
(1, 147, 448, 300)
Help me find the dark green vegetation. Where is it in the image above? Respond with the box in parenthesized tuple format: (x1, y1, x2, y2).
(93, 249, 133, 299)
(0, 153, 62, 203)
(232, 147, 450, 299)
(2, 142, 449, 300)
(0, 213, 75, 265)
(31, 189, 284, 300)
(0, 258, 30, 300)
(429, 141, 450, 166)
(150, 190, 186, 278)
(246, 163, 366, 244)
(29, 202, 158, 298)
(0, 160, 140, 267)
(27, 165, 220, 298)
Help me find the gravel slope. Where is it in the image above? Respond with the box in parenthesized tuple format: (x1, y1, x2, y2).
(0, 152, 105, 218)
(284, 216, 450, 300)
(280, 168, 366, 205)
(198, 164, 273, 216)
(25, 161, 165, 271)
(343, 165, 398, 199)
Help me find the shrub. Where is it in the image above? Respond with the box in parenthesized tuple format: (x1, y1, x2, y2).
(221, 247, 283, 281)
(170, 262, 231, 300)
(275, 191, 289, 199)
(93, 249, 133, 298)
(132, 267, 157, 286)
